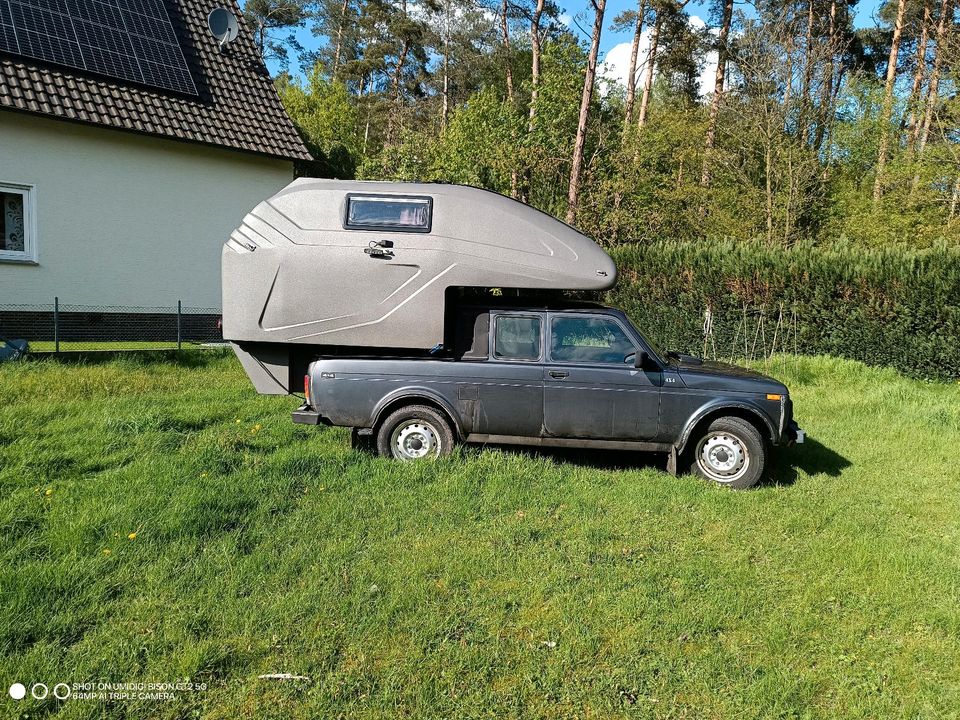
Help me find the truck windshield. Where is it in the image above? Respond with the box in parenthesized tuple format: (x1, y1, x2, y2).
(622, 318, 666, 362)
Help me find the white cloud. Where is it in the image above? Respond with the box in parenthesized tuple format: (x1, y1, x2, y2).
(599, 15, 719, 100)
(558, 12, 572, 27)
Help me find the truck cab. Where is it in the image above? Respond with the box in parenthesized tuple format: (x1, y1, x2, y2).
(295, 302, 803, 489)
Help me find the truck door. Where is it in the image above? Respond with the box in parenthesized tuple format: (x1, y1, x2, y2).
(543, 313, 660, 440)
(472, 312, 545, 437)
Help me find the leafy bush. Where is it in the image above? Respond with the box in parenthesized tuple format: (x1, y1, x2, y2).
(606, 241, 960, 381)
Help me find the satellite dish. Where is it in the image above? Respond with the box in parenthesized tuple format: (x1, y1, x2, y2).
(208, 7, 239, 50)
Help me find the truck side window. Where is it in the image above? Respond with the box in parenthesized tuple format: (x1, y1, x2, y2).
(551, 316, 634, 364)
(493, 316, 542, 361)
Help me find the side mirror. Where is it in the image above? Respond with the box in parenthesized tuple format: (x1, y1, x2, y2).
(625, 350, 649, 369)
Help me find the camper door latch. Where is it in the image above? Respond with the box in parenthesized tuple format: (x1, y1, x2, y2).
(364, 240, 394, 259)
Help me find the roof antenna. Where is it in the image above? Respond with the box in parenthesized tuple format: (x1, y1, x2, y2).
(207, 7, 239, 51)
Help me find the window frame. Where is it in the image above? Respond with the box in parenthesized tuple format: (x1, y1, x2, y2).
(342, 192, 433, 233)
(546, 313, 640, 367)
(490, 312, 544, 363)
(0, 181, 38, 265)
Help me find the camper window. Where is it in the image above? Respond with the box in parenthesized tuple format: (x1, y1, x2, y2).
(493, 316, 542, 361)
(344, 194, 432, 232)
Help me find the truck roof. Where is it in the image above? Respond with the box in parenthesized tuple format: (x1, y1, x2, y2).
(458, 299, 615, 313)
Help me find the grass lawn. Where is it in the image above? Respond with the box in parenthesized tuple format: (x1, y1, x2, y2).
(1, 351, 958, 719)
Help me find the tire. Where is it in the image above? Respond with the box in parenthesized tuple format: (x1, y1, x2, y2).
(375, 405, 455, 461)
(688, 416, 766, 490)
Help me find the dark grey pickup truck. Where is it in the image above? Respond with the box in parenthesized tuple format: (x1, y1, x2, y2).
(293, 302, 803, 489)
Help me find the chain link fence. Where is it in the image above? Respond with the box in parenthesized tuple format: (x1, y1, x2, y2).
(2, 298, 804, 370)
(625, 303, 802, 373)
(0, 299, 223, 353)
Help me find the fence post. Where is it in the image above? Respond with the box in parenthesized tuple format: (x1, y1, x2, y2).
(177, 300, 182, 351)
(54, 296, 59, 353)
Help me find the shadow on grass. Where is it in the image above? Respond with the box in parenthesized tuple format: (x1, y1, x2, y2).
(763, 437, 851, 487)
(25, 348, 231, 369)
(474, 436, 851, 489)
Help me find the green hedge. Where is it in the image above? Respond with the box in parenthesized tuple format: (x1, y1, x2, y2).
(605, 241, 960, 381)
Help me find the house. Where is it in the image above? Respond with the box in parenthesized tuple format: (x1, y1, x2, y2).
(0, 0, 311, 313)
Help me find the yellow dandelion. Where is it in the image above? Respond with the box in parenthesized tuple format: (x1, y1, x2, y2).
(200, 472, 208, 478)
(254, 423, 262, 430)
(235, 419, 241, 424)
(44, 488, 53, 497)
(102, 548, 112, 556)
(127, 532, 137, 540)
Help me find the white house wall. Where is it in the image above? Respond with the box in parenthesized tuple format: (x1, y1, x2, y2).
(0, 110, 293, 309)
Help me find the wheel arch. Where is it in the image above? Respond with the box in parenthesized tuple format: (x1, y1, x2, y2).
(371, 390, 463, 439)
(677, 402, 776, 455)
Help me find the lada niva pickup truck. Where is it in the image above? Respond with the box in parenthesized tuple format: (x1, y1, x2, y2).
(293, 302, 804, 489)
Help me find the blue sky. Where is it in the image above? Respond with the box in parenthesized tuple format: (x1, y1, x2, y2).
(262, 0, 886, 79)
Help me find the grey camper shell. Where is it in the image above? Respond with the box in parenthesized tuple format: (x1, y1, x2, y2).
(222, 180, 617, 394)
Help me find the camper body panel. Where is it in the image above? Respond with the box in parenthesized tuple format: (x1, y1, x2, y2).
(222, 180, 616, 352)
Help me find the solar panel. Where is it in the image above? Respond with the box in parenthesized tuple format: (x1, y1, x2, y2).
(0, 0, 197, 95)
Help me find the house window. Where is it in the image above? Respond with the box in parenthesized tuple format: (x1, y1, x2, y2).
(344, 194, 432, 232)
(0, 183, 37, 263)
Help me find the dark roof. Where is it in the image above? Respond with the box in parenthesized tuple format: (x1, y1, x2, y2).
(0, 1, 311, 162)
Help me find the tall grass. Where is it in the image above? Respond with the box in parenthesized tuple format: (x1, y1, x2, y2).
(1, 351, 958, 719)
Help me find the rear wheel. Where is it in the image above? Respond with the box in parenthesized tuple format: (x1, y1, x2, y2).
(376, 405, 454, 461)
(689, 417, 766, 490)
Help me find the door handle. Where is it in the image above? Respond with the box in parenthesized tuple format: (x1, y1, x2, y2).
(548, 370, 569, 379)
(364, 240, 394, 259)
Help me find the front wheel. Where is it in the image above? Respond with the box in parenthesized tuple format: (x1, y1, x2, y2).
(689, 417, 766, 489)
(376, 405, 454, 461)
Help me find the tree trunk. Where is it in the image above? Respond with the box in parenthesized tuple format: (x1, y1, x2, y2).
(623, 0, 646, 127)
(521, 0, 545, 203)
(500, 0, 514, 101)
(950, 175, 960, 221)
(442, 0, 450, 131)
(813, 0, 838, 152)
(700, 0, 733, 188)
(915, 0, 952, 159)
(567, 0, 607, 225)
(528, 0, 545, 131)
(872, 0, 907, 203)
(332, 0, 349, 77)
(362, 75, 372, 155)
(782, 30, 794, 134)
(765, 130, 774, 244)
(799, 0, 816, 141)
(905, 0, 932, 141)
(636, 14, 661, 129)
(388, 39, 410, 143)
(257, 19, 266, 59)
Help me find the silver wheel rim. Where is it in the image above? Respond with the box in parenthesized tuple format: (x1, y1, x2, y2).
(390, 420, 441, 460)
(696, 432, 749, 483)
